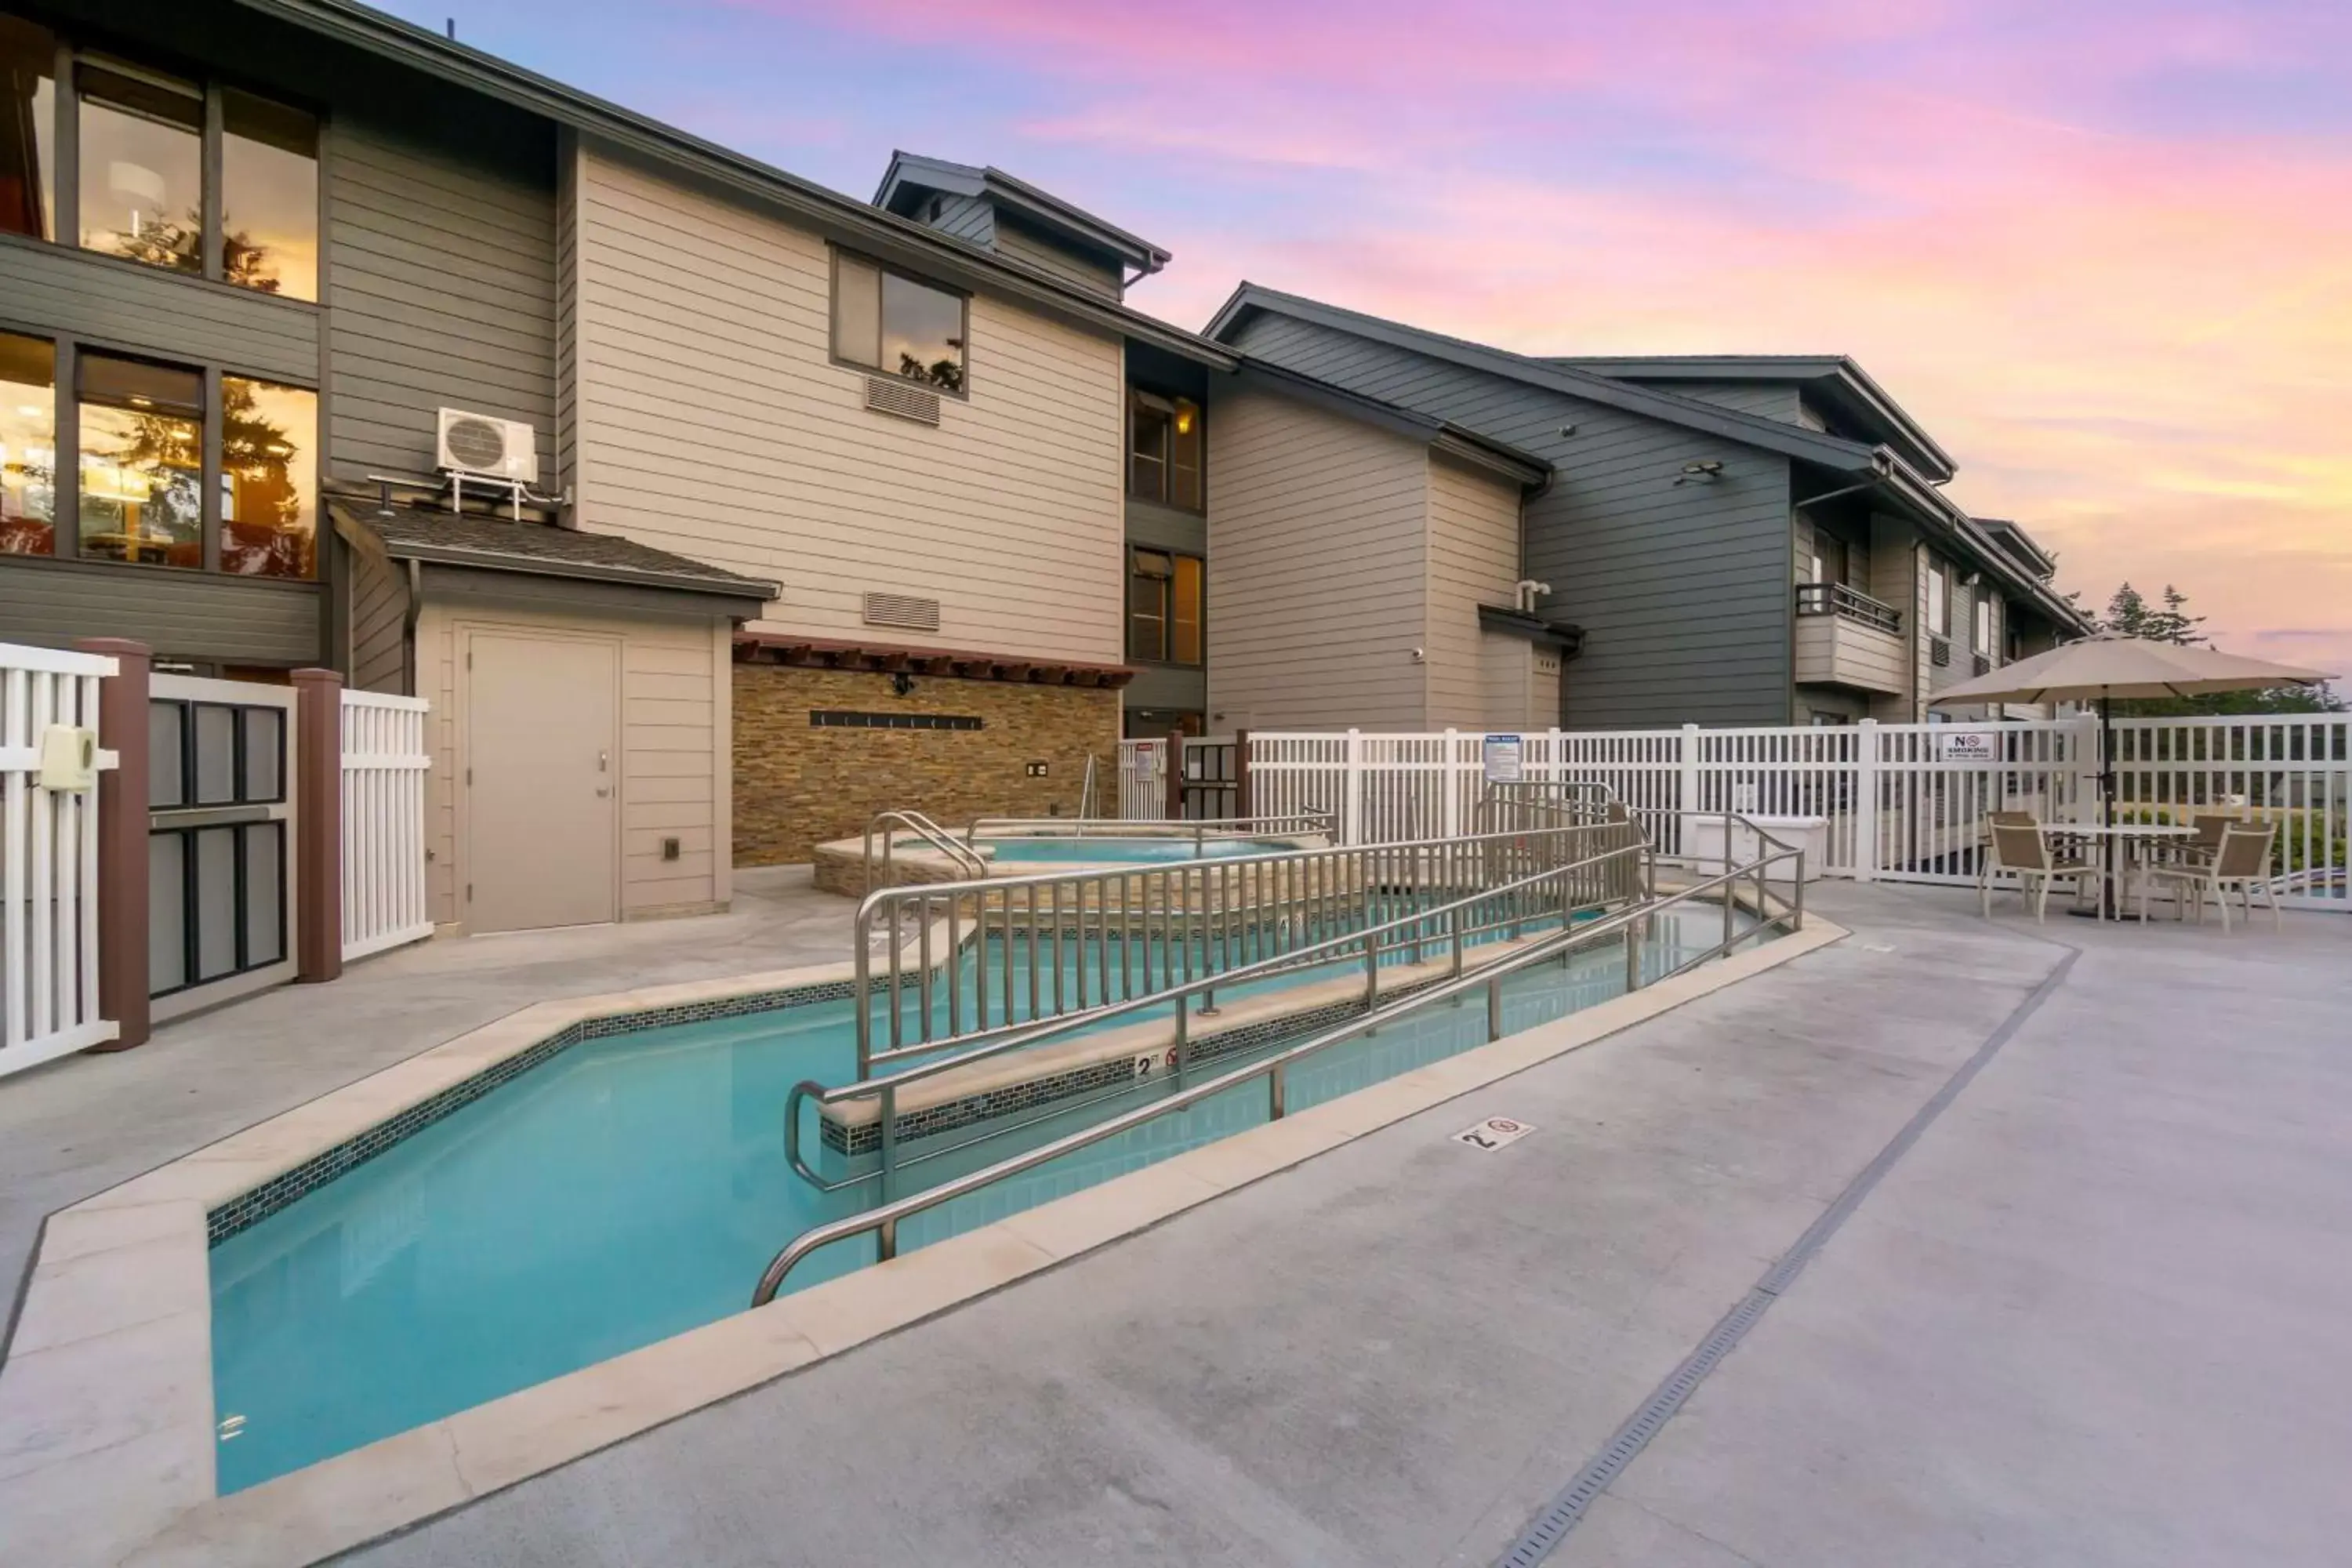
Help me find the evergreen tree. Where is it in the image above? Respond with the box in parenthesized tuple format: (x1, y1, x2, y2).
(2091, 582, 2342, 713)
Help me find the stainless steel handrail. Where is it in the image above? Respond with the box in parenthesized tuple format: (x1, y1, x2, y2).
(851, 817, 1636, 1073)
(863, 810, 989, 884)
(752, 836, 1803, 1306)
(786, 833, 1649, 1191)
(960, 811, 1336, 845)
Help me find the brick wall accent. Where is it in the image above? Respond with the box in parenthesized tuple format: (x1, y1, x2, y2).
(733, 665, 1120, 866)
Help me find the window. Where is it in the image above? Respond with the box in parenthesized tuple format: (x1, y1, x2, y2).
(220, 90, 318, 299)
(833, 252, 965, 392)
(220, 376, 316, 576)
(1128, 388, 1203, 510)
(1973, 592, 1994, 655)
(0, 14, 54, 240)
(78, 353, 201, 567)
(77, 63, 203, 275)
(1127, 547, 1203, 665)
(0, 331, 55, 554)
(1926, 557, 1950, 637)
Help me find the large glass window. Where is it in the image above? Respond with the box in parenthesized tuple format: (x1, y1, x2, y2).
(78, 353, 201, 567)
(833, 252, 966, 392)
(1128, 547, 1204, 665)
(220, 376, 316, 576)
(220, 90, 317, 299)
(1128, 389, 1203, 510)
(1973, 592, 1994, 655)
(0, 332, 56, 554)
(0, 14, 54, 241)
(77, 63, 203, 275)
(1926, 557, 1951, 637)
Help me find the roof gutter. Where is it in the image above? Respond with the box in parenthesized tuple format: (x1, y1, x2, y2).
(1867, 452, 2090, 633)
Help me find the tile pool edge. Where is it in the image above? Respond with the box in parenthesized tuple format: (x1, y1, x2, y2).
(0, 916, 1843, 1568)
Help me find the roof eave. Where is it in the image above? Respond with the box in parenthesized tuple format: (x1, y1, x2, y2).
(1206, 285, 1878, 474)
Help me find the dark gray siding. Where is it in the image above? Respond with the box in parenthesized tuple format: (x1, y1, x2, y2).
(991, 214, 1122, 299)
(325, 106, 557, 483)
(1229, 314, 1794, 728)
(1125, 498, 1207, 557)
(0, 238, 319, 383)
(1671, 381, 1804, 425)
(924, 194, 996, 247)
(0, 559, 322, 663)
(349, 545, 410, 692)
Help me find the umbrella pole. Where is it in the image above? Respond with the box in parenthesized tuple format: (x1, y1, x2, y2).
(2102, 690, 2117, 917)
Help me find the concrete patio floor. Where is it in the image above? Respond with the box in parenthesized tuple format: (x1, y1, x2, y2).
(318, 883, 2347, 1568)
(0, 866, 854, 1336)
(6, 878, 2348, 1566)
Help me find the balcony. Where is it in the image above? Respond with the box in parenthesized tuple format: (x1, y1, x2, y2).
(1795, 582, 1906, 695)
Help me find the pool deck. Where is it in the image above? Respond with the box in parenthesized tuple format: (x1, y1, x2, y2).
(2, 879, 2347, 1566)
(336, 883, 2352, 1568)
(0, 866, 854, 1337)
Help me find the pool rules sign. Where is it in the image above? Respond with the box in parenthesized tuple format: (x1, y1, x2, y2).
(1482, 734, 1524, 784)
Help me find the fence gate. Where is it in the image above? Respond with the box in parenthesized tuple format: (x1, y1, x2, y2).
(147, 674, 299, 1022)
(1, 644, 116, 1078)
(341, 690, 434, 960)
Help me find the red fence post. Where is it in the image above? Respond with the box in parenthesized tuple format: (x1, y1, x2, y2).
(74, 637, 150, 1052)
(292, 668, 344, 984)
(1164, 728, 1186, 820)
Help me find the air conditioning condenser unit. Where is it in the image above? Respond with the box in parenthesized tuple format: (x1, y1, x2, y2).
(436, 408, 539, 484)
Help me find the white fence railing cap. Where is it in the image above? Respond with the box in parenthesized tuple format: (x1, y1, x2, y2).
(0, 641, 118, 678)
(340, 689, 430, 712)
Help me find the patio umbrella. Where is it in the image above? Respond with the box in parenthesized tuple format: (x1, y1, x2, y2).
(1932, 635, 2335, 914)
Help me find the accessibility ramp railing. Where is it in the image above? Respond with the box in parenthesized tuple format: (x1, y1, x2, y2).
(862, 809, 988, 886)
(852, 815, 1639, 1076)
(753, 818, 1804, 1306)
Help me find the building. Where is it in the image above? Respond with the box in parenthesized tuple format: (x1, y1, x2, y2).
(1200, 288, 2090, 730)
(0, 0, 1234, 934)
(0, 0, 2092, 942)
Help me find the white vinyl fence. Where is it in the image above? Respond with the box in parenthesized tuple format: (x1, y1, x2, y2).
(341, 690, 434, 961)
(1123, 717, 2350, 910)
(1118, 738, 1170, 821)
(1, 644, 116, 1078)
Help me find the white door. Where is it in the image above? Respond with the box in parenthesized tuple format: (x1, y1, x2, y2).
(464, 630, 619, 932)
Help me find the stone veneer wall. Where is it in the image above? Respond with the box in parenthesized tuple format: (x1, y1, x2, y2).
(734, 664, 1121, 866)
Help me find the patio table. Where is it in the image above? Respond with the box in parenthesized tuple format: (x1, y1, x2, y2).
(2042, 822, 2194, 920)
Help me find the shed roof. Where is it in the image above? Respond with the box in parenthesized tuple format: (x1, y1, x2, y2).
(332, 500, 779, 604)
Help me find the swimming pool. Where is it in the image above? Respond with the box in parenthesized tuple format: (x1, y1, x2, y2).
(209, 903, 1761, 1490)
(982, 835, 1303, 863)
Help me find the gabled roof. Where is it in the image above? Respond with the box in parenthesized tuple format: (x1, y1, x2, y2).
(874, 152, 1171, 279)
(1548, 354, 1956, 482)
(1972, 517, 2058, 580)
(234, 0, 1228, 367)
(1205, 285, 1882, 477)
(1232, 361, 1551, 488)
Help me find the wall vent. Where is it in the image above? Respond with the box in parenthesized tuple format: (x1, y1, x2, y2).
(863, 376, 942, 426)
(1930, 636, 1952, 668)
(863, 592, 942, 633)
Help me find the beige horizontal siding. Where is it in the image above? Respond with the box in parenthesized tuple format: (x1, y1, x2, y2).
(568, 145, 1123, 664)
(1426, 453, 1524, 729)
(1206, 387, 1432, 731)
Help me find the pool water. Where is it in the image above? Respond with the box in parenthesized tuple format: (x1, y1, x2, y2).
(209, 903, 1759, 1491)
(983, 836, 1299, 863)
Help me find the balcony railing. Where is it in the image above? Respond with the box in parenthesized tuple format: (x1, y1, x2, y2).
(1794, 581, 1903, 635)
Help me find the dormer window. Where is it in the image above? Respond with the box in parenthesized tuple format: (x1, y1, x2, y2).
(832, 250, 967, 394)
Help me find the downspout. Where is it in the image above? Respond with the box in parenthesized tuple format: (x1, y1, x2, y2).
(403, 557, 424, 699)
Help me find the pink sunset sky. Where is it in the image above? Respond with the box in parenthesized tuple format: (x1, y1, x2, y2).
(416, 0, 2350, 675)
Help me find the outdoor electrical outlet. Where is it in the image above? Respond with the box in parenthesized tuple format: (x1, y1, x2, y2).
(662, 837, 681, 861)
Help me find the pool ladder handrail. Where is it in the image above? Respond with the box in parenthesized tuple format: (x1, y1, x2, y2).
(784, 831, 1653, 1193)
(753, 825, 1805, 1306)
(864, 810, 989, 884)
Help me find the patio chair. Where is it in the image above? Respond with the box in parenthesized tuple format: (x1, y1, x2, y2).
(2139, 821, 2282, 932)
(1980, 815, 2092, 922)
(2165, 813, 2232, 870)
